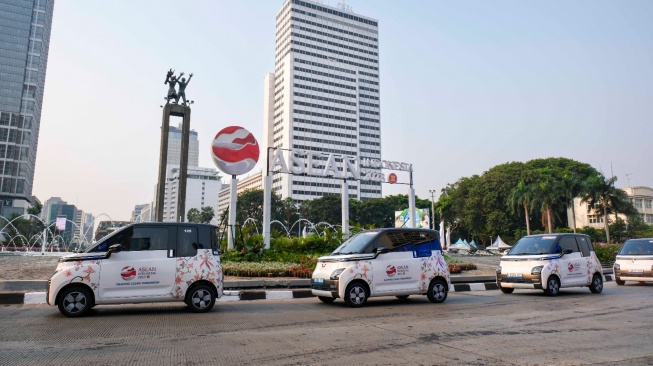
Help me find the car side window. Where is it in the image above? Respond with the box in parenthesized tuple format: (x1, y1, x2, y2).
(577, 236, 591, 257)
(177, 226, 198, 257)
(131, 227, 168, 251)
(559, 236, 580, 253)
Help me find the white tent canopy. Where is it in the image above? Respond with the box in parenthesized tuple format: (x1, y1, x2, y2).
(449, 238, 472, 250)
(487, 236, 511, 250)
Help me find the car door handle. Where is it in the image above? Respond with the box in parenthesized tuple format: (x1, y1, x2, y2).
(168, 249, 174, 257)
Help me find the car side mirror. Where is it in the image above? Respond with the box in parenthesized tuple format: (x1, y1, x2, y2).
(374, 247, 389, 258)
(562, 248, 573, 255)
(108, 244, 122, 253)
(614, 250, 620, 255)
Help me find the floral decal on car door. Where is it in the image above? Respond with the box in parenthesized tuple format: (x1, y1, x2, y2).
(171, 250, 223, 299)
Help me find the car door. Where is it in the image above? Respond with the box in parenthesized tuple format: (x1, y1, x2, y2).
(557, 236, 584, 286)
(99, 225, 177, 300)
(577, 235, 593, 285)
(372, 231, 422, 294)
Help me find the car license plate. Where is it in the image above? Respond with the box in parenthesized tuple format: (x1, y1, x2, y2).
(314, 278, 324, 285)
(628, 269, 644, 274)
(507, 273, 522, 279)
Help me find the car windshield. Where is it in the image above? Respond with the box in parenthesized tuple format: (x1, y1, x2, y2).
(332, 231, 378, 255)
(509, 236, 558, 255)
(620, 239, 653, 255)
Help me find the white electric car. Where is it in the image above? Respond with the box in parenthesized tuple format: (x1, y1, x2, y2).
(497, 234, 603, 296)
(47, 223, 223, 317)
(311, 228, 451, 307)
(614, 238, 653, 285)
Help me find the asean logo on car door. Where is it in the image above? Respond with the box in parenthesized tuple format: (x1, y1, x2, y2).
(568, 263, 574, 272)
(121, 266, 136, 281)
(386, 265, 396, 277)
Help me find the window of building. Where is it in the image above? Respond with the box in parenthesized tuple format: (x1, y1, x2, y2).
(645, 200, 652, 209)
(635, 199, 643, 209)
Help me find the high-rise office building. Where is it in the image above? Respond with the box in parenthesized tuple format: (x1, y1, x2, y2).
(0, 0, 54, 216)
(167, 123, 199, 168)
(263, 0, 382, 203)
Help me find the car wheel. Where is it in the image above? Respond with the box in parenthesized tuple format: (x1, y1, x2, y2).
(317, 296, 336, 303)
(58, 286, 92, 318)
(543, 276, 560, 296)
(344, 282, 368, 308)
(395, 295, 410, 300)
(589, 274, 603, 294)
(427, 279, 448, 303)
(615, 279, 625, 286)
(187, 284, 216, 313)
(500, 286, 514, 294)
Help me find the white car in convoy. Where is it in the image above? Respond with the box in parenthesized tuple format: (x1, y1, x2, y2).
(311, 228, 451, 307)
(614, 238, 653, 285)
(47, 223, 223, 317)
(497, 234, 604, 296)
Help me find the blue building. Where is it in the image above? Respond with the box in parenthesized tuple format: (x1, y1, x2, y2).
(0, 0, 55, 216)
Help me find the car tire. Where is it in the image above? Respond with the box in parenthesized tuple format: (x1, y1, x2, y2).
(395, 295, 410, 300)
(187, 284, 216, 313)
(589, 274, 603, 294)
(317, 296, 336, 303)
(344, 281, 368, 308)
(543, 276, 560, 296)
(615, 279, 625, 286)
(58, 286, 93, 318)
(427, 279, 448, 303)
(499, 286, 514, 294)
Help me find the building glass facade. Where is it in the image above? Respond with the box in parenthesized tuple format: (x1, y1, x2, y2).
(0, 0, 54, 216)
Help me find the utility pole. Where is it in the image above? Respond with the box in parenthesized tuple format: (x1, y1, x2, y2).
(429, 189, 437, 230)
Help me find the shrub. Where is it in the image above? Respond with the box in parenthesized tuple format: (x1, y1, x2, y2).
(593, 243, 621, 267)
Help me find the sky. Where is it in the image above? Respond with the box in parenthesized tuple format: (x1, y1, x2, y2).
(34, 0, 653, 221)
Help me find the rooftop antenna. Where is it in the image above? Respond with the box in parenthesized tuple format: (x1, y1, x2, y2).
(625, 173, 633, 188)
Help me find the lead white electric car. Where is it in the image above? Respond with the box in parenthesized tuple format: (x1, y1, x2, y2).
(497, 234, 604, 296)
(311, 228, 451, 307)
(614, 238, 653, 285)
(47, 223, 223, 317)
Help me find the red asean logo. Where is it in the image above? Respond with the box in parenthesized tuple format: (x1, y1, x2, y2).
(386, 265, 396, 277)
(568, 263, 574, 272)
(121, 266, 136, 281)
(388, 173, 397, 184)
(211, 126, 259, 176)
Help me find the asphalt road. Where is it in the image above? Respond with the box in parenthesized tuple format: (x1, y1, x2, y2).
(0, 282, 651, 366)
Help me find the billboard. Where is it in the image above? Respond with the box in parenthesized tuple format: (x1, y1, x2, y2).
(55, 216, 66, 231)
(395, 208, 430, 229)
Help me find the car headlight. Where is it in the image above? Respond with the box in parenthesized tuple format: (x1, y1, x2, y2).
(614, 263, 620, 271)
(496, 266, 502, 274)
(531, 266, 544, 275)
(330, 268, 346, 280)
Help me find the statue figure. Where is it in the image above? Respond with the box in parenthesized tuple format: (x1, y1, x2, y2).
(175, 72, 193, 106)
(164, 69, 178, 104)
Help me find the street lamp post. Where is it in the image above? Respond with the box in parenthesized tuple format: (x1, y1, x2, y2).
(429, 189, 437, 230)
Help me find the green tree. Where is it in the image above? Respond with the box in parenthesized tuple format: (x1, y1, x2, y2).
(235, 189, 283, 229)
(509, 180, 533, 235)
(559, 172, 584, 233)
(530, 176, 561, 234)
(186, 208, 201, 223)
(581, 174, 631, 244)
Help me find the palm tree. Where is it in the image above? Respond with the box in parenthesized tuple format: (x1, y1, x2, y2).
(581, 174, 619, 244)
(560, 172, 584, 233)
(530, 178, 561, 234)
(509, 180, 533, 235)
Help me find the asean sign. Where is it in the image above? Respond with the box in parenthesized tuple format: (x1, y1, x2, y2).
(211, 126, 259, 176)
(388, 173, 397, 184)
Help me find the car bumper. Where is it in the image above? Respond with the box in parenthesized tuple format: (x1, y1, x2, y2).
(311, 279, 339, 298)
(497, 273, 543, 289)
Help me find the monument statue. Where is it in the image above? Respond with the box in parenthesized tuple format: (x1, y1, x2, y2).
(176, 72, 193, 106)
(164, 69, 193, 106)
